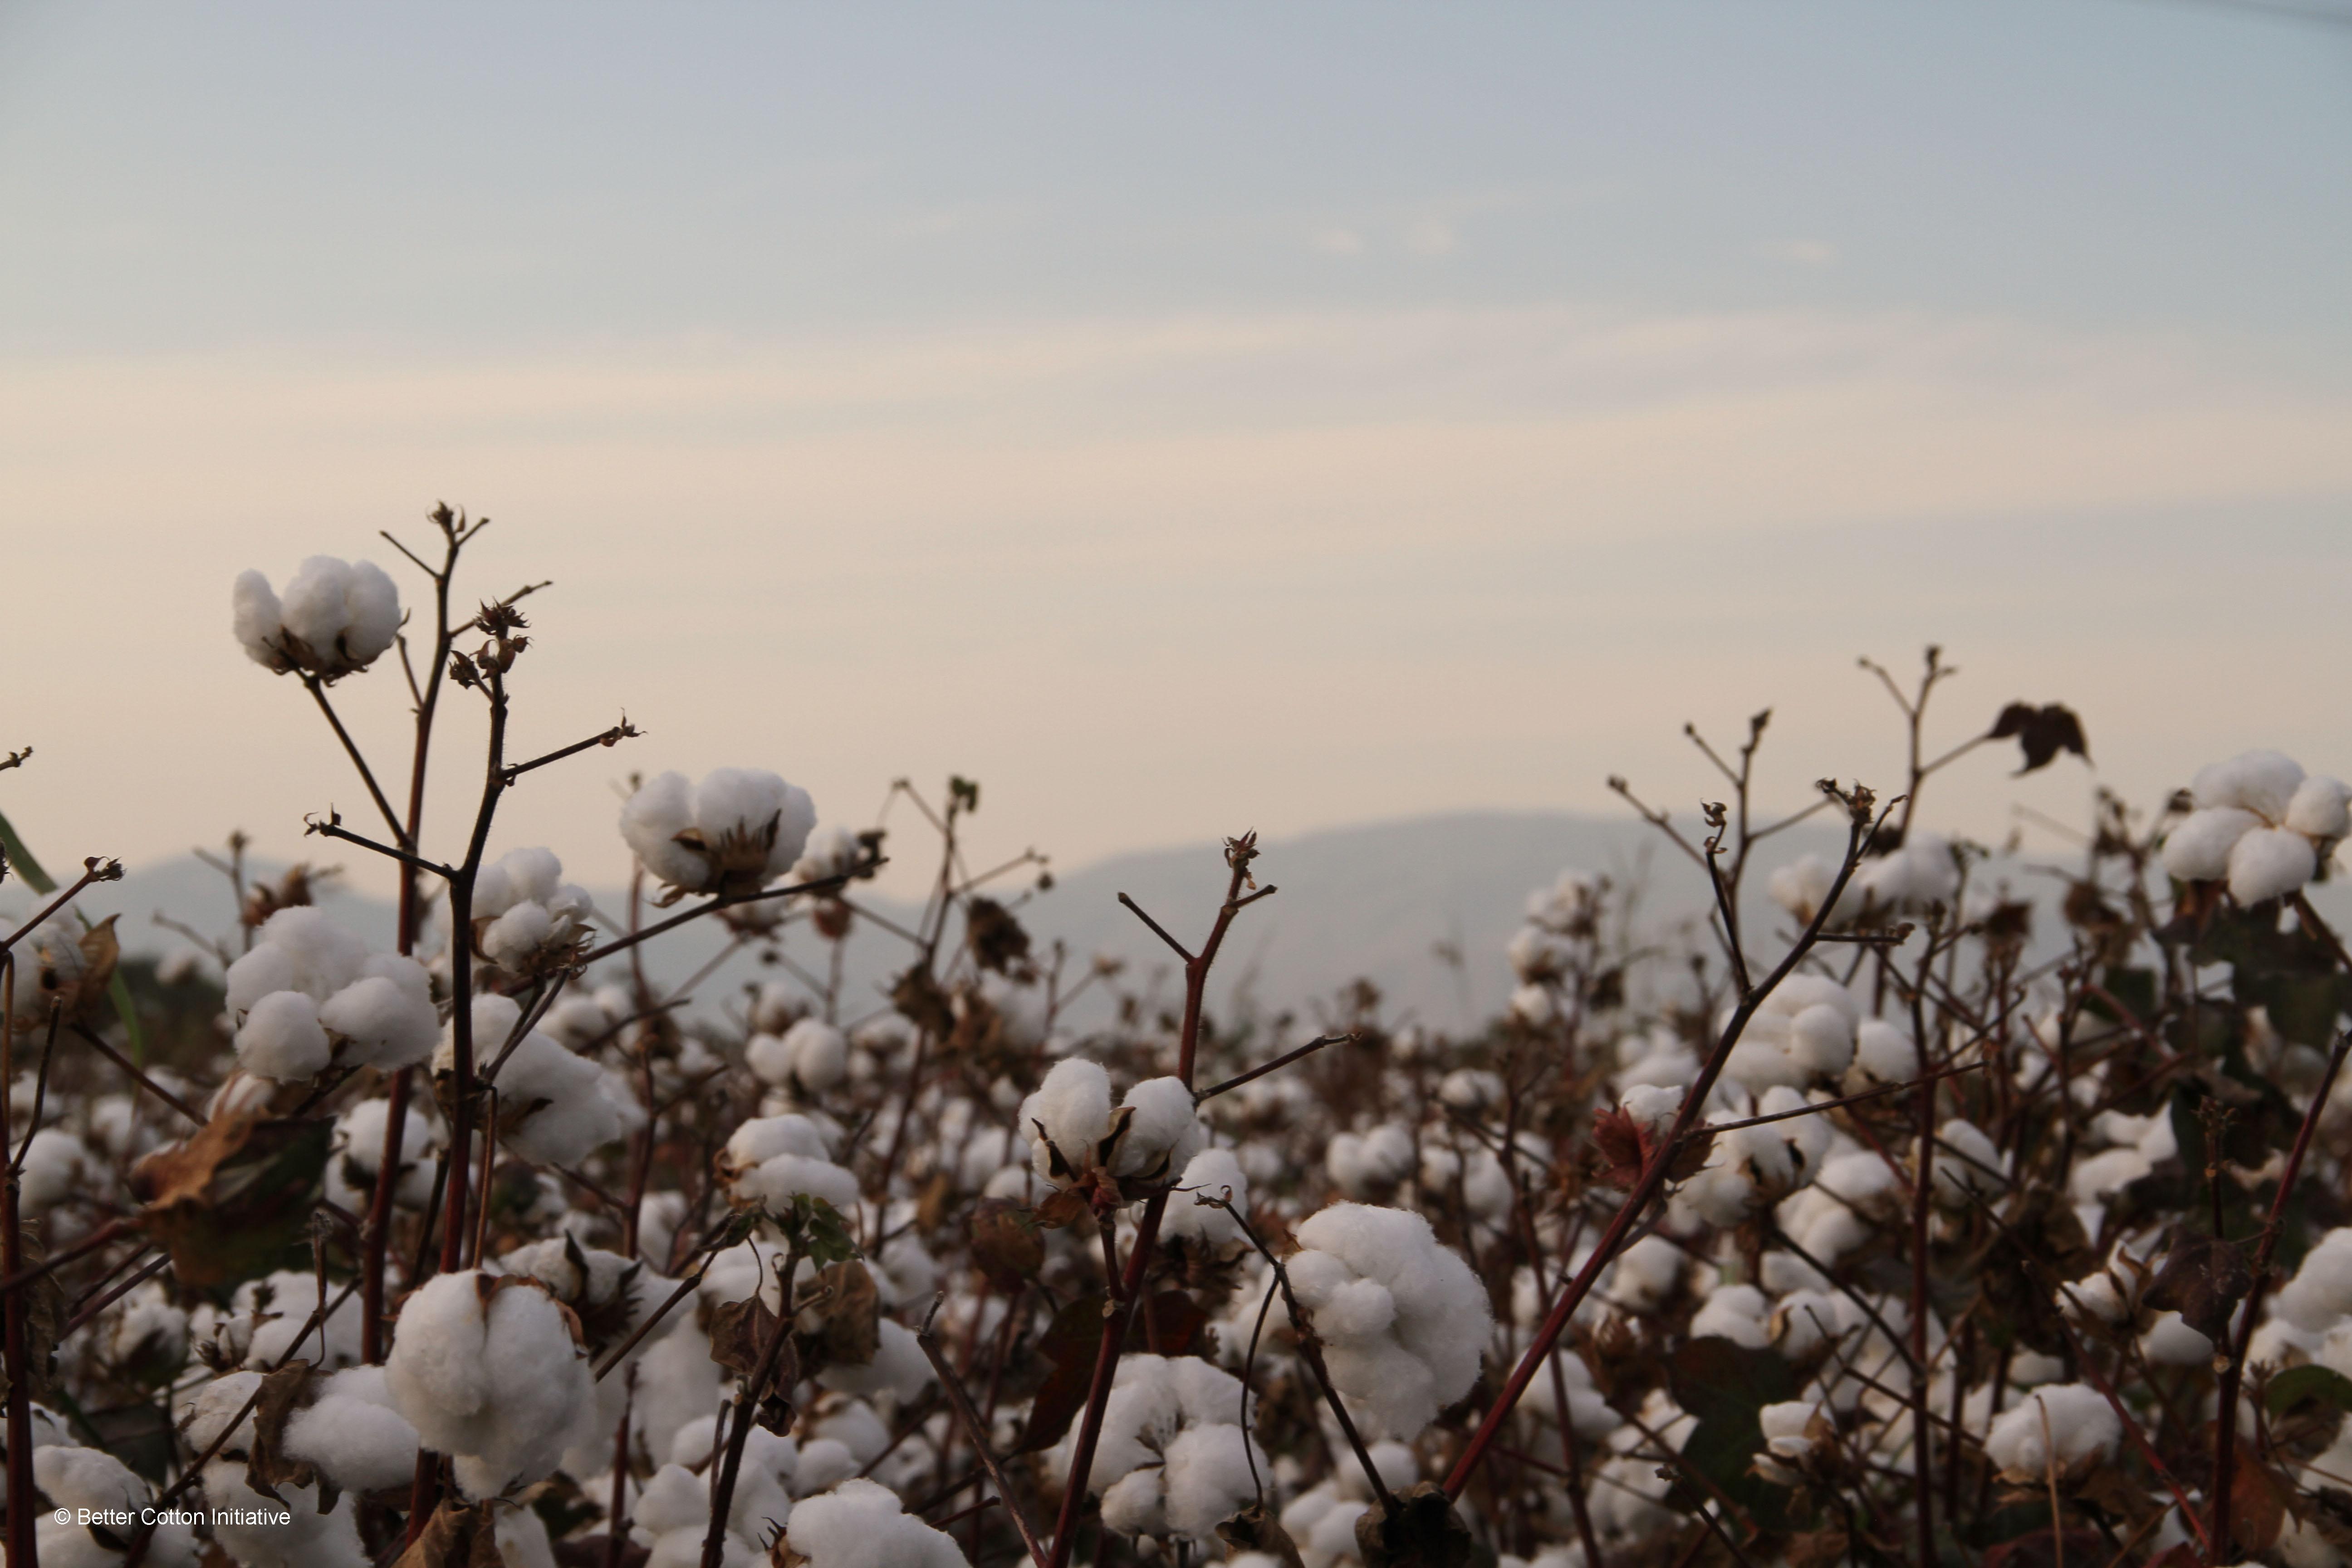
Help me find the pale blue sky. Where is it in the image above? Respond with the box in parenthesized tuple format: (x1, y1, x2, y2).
(2, 1, 2348, 893)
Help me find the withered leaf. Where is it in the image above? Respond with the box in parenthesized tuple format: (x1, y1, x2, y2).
(1353, 1482, 1477, 1568)
(393, 1499, 509, 1567)
(243, 1359, 323, 1510)
(710, 1290, 791, 1389)
(1217, 1503, 1306, 1568)
(800, 1259, 880, 1371)
(2232, 1459, 2290, 1556)
(1032, 1186, 1089, 1231)
(963, 897, 1033, 978)
(132, 1113, 333, 1290)
(1990, 702, 2090, 774)
(968, 1198, 1045, 1291)
(1589, 1105, 1648, 1191)
(2142, 1231, 2252, 1347)
(1784, 1529, 1849, 1568)
(889, 964, 955, 1038)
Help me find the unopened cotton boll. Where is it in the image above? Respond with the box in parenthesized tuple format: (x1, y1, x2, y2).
(385, 1270, 597, 1499)
(1288, 1202, 1491, 1440)
(1984, 1383, 2119, 1480)
(780, 1476, 968, 1568)
(622, 768, 818, 898)
(231, 556, 401, 678)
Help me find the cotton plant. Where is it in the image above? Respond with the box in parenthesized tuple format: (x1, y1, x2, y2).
(2161, 749, 2351, 904)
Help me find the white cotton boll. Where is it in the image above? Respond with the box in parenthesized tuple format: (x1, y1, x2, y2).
(477, 847, 565, 915)
(1772, 1289, 1845, 1358)
(2230, 827, 2317, 904)
(1162, 1422, 1267, 1540)
(278, 556, 355, 654)
(1861, 836, 1961, 909)
(1328, 1125, 1415, 1197)
(621, 772, 704, 890)
(2069, 1147, 2154, 1206)
(1617, 1084, 1683, 1136)
(2288, 776, 2352, 841)
(731, 1152, 862, 1215)
(459, 995, 630, 1166)
(792, 823, 866, 884)
(1020, 1058, 1114, 1182)
(1440, 1069, 1506, 1112)
(1611, 1236, 1686, 1308)
(790, 1437, 859, 1497)
(1511, 983, 1558, 1025)
(1984, 1383, 2120, 1480)
(1760, 1400, 1829, 1459)
(2162, 808, 2264, 883)
(2194, 750, 2308, 822)
(2142, 1312, 2215, 1367)
(780, 1477, 967, 1568)
(630, 769, 821, 896)
(1100, 1467, 1167, 1537)
(2278, 1230, 2352, 1331)
(317, 974, 439, 1069)
(1691, 1284, 1772, 1348)
(482, 902, 554, 965)
(236, 989, 333, 1080)
(1117, 1076, 1206, 1185)
(223, 942, 299, 1015)
(183, 1369, 266, 1452)
(385, 1271, 597, 1499)
(1934, 1120, 2005, 1204)
(1168, 1147, 1251, 1250)
(235, 1269, 365, 1368)
(284, 1367, 421, 1494)
(233, 568, 289, 669)
(1292, 1203, 1491, 1440)
(725, 1113, 834, 1167)
(2057, 1272, 2130, 1326)
(784, 1019, 849, 1093)
(17, 1130, 98, 1213)
(817, 1318, 935, 1403)
(1788, 1005, 1856, 1077)
(1770, 854, 1838, 921)
(40, 1446, 201, 1566)
(1777, 1185, 1871, 1264)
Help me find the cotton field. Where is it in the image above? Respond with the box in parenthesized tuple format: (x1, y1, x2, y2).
(8, 517, 2352, 1568)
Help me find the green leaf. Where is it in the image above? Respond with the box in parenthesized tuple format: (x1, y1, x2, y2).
(107, 970, 146, 1068)
(2266, 1364, 2352, 1419)
(0, 806, 57, 894)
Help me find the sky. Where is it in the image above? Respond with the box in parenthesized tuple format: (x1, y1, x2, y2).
(2, 0, 2349, 905)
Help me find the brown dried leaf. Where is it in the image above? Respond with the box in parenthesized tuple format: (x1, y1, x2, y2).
(393, 1500, 508, 1567)
(1784, 1529, 1849, 1568)
(1217, 1503, 1306, 1568)
(801, 1259, 880, 1368)
(1589, 1105, 1648, 1191)
(2143, 1232, 2252, 1348)
(968, 1198, 1045, 1292)
(2232, 1459, 2289, 1556)
(132, 1113, 333, 1290)
(710, 1291, 789, 1387)
(243, 1360, 322, 1509)
(1032, 1187, 1089, 1230)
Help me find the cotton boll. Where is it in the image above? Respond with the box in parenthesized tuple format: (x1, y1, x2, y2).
(1610, 1236, 1686, 1309)
(1162, 1422, 1268, 1540)
(2230, 827, 2317, 904)
(780, 1477, 967, 1567)
(1933, 1120, 2006, 1204)
(784, 1019, 849, 1093)
(2142, 1311, 2215, 1367)
(1328, 1125, 1415, 1197)
(316, 972, 439, 1070)
(18, 1129, 101, 1214)
(2069, 1147, 2154, 1207)
(1020, 1058, 1114, 1183)
(284, 1365, 421, 1494)
(621, 773, 703, 891)
(2194, 750, 2308, 822)
(1117, 1076, 1206, 1186)
(233, 569, 291, 670)
(1769, 854, 1838, 922)
(39, 1446, 201, 1566)
(1167, 1147, 1252, 1250)
(459, 995, 632, 1167)
(1983, 1383, 2120, 1480)
(384, 1270, 597, 1499)
(2056, 1271, 2131, 1326)
(2278, 1229, 2352, 1331)
(623, 769, 818, 897)
(2288, 776, 2352, 841)
(1787, 1005, 1856, 1078)
(2162, 808, 2264, 882)
(728, 1150, 862, 1215)
(817, 1319, 935, 1403)
(236, 989, 333, 1080)
(1690, 1284, 1771, 1348)
(1290, 1203, 1491, 1440)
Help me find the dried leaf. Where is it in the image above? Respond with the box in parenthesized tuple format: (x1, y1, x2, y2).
(1354, 1483, 1476, 1568)
(2232, 1458, 2289, 1556)
(1032, 1187, 1090, 1230)
(968, 1199, 1045, 1292)
(889, 964, 955, 1038)
(393, 1500, 508, 1567)
(800, 1259, 880, 1369)
(1784, 1529, 1849, 1568)
(1217, 1503, 1306, 1568)
(132, 1113, 333, 1290)
(1015, 1292, 1115, 1453)
(242, 1360, 322, 1509)
(1990, 702, 2090, 774)
(964, 897, 1034, 978)
(2143, 1231, 2251, 1347)
(1590, 1105, 1649, 1191)
(710, 1291, 789, 1387)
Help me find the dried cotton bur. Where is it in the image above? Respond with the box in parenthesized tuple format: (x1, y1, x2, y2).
(3, 529, 2347, 1568)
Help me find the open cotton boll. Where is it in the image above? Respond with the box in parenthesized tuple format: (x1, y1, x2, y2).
(817, 1318, 936, 1403)
(1691, 1284, 1772, 1348)
(2162, 808, 2265, 883)
(1858, 835, 1961, 910)
(1984, 1383, 2120, 1479)
(231, 556, 400, 679)
(384, 1270, 597, 1499)
(1851, 1019, 1914, 1085)
(1327, 1125, 1415, 1197)
(326, 1095, 441, 1211)
(474, 848, 595, 970)
(621, 768, 818, 897)
(1020, 1058, 1114, 1183)
(2230, 827, 2318, 904)
(2288, 776, 2352, 841)
(1933, 1120, 2006, 1204)
(1720, 975, 1860, 1091)
(38, 1445, 201, 1566)
(1161, 1422, 1268, 1541)
(456, 995, 634, 1166)
(1289, 1202, 1490, 1440)
(781, 1476, 969, 1568)
(720, 1113, 861, 1214)
(2194, 750, 2308, 822)
(284, 1365, 421, 1494)
(1769, 853, 1838, 922)
(1167, 1147, 1252, 1250)
(236, 990, 333, 1080)
(792, 823, 866, 884)
(18, 1129, 103, 1214)
(2276, 1229, 2352, 1331)
(748, 1019, 849, 1095)
(1117, 1076, 1208, 1185)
